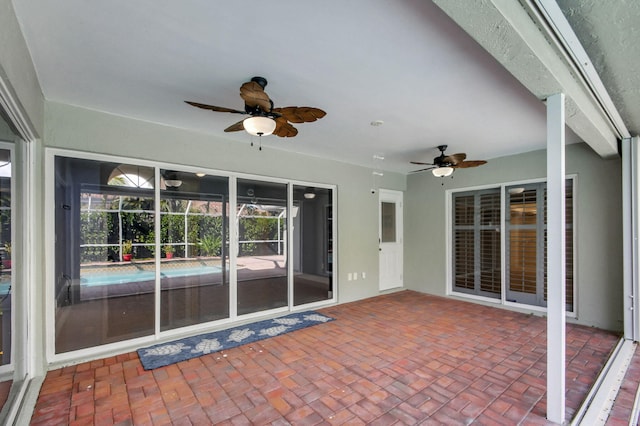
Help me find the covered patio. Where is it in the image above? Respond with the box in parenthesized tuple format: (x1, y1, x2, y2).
(30, 291, 620, 424)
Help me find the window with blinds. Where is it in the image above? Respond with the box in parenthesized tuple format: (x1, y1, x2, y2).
(452, 189, 501, 298)
(506, 185, 543, 306)
(451, 179, 574, 312)
(542, 180, 574, 311)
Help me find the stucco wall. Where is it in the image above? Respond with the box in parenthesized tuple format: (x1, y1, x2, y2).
(404, 143, 623, 331)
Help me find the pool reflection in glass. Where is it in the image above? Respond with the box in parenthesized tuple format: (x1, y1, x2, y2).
(55, 156, 156, 353)
(160, 171, 230, 331)
(236, 179, 288, 315)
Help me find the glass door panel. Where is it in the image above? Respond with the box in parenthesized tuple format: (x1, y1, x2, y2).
(55, 157, 156, 353)
(236, 179, 287, 315)
(506, 185, 543, 306)
(292, 186, 333, 306)
(160, 171, 229, 331)
(0, 149, 11, 366)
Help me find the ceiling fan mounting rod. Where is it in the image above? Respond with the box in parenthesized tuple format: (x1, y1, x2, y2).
(251, 76, 268, 89)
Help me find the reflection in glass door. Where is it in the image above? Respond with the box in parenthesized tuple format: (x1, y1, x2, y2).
(292, 186, 333, 306)
(0, 149, 11, 366)
(54, 157, 156, 353)
(160, 171, 229, 331)
(236, 179, 288, 315)
(52, 155, 337, 356)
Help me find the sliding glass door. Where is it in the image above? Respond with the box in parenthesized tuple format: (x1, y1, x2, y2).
(55, 157, 156, 353)
(236, 179, 288, 315)
(160, 171, 229, 331)
(292, 186, 333, 306)
(53, 154, 335, 355)
(0, 149, 11, 367)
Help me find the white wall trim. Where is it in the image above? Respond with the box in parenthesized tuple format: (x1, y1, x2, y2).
(0, 72, 38, 142)
(0, 66, 41, 426)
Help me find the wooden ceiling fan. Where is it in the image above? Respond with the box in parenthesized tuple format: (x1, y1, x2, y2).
(410, 145, 487, 176)
(185, 76, 326, 138)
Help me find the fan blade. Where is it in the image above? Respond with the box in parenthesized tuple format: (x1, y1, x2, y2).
(410, 167, 435, 174)
(410, 161, 434, 166)
(442, 153, 466, 165)
(273, 116, 298, 137)
(185, 101, 246, 114)
(453, 160, 487, 168)
(240, 81, 272, 111)
(272, 106, 326, 123)
(224, 120, 245, 133)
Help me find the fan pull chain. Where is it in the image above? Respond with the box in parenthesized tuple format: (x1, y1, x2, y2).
(250, 135, 264, 150)
(440, 175, 454, 186)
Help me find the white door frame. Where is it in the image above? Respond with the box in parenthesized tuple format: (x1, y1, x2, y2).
(378, 189, 403, 291)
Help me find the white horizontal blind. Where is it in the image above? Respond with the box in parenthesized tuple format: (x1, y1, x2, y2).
(479, 192, 501, 295)
(453, 180, 573, 311)
(452, 189, 501, 298)
(453, 194, 475, 292)
(505, 180, 574, 310)
(507, 186, 541, 304)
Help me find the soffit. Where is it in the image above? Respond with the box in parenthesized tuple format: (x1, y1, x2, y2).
(557, 0, 640, 138)
(433, 0, 623, 158)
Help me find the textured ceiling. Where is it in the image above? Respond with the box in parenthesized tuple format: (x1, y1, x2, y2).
(11, 0, 633, 173)
(557, 0, 640, 137)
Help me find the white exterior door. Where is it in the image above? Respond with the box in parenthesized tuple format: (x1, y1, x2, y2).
(379, 189, 403, 291)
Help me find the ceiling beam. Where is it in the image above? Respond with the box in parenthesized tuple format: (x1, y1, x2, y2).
(433, 0, 620, 158)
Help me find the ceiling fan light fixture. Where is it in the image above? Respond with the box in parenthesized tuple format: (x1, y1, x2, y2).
(432, 167, 454, 178)
(164, 179, 183, 188)
(304, 188, 316, 199)
(243, 116, 276, 136)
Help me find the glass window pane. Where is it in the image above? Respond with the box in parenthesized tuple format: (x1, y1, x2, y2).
(509, 229, 538, 294)
(381, 202, 396, 243)
(454, 229, 474, 290)
(160, 170, 230, 331)
(0, 149, 11, 366)
(292, 186, 333, 306)
(506, 184, 542, 306)
(509, 187, 538, 225)
(237, 179, 288, 315)
(55, 157, 155, 353)
(452, 190, 501, 299)
(542, 180, 574, 311)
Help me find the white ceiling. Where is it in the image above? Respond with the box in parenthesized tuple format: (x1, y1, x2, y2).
(12, 0, 594, 173)
(557, 0, 640, 138)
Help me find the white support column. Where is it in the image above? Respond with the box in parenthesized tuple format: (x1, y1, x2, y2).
(622, 137, 639, 341)
(546, 93, 566, 423)
(633, 137, 640, 342)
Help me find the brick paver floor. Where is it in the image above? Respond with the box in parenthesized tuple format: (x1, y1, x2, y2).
(30, 290, 620, 425)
